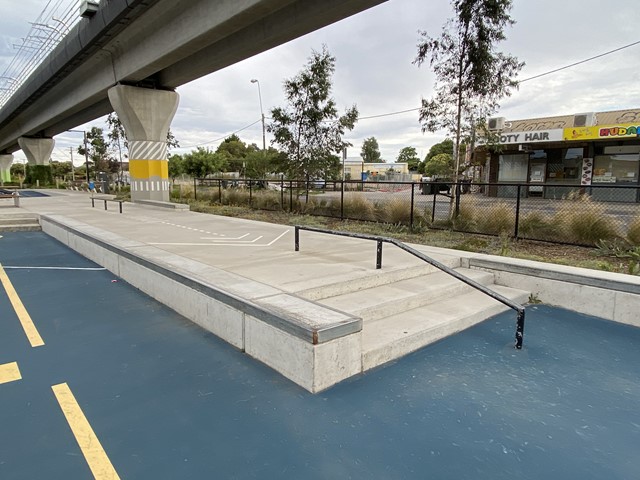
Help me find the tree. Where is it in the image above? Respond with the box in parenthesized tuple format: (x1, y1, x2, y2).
(10, 163, 25, 180)
(361, 137, 381, 163)
(181, 147, 227, 178)
(168, 154, 184, 183)
(268, 45, 358, 184)
(396, 147, 420, 171)
(244, 147, 281, 179)
(425, 139, 453, 161)
(50, 161, 73, 179)
(414, 0, 523, 181)
(216, 134, 250, 173)
(77, 127, 119, 175)
(424, 153, 454, 177)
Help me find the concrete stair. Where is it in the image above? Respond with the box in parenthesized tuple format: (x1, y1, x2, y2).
(310, 265, 529, 372)
(0, 213, 41, 232)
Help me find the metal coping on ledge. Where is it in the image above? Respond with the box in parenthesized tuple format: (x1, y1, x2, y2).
(39, 215, 360, 345)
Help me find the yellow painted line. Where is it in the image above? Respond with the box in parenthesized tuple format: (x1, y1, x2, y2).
(0, 263, 44, 347)
(0, 362, 21, 385)
(52, 383, 121, 480)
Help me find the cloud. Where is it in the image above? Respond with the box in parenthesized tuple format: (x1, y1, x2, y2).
(2, 0, 640, 165)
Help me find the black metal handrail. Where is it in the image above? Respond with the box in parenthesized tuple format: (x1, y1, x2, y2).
(294, 225, 526, 349)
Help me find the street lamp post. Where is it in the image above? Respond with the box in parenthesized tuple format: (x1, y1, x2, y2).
(250, 79, 266, 152)
(68, 129, 90, 182)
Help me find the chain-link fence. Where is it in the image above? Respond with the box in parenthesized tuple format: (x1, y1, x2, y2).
(181, 178, 640, 247)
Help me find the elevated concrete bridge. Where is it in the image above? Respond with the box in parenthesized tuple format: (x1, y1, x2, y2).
(0, 0, 386, 200)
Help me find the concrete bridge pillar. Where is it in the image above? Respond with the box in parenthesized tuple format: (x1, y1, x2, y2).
(0, 154, 13, 183)
(18, 138, 54, 166)
(108, 85, 179, 203)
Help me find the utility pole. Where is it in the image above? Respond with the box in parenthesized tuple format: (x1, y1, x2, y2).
(70, 147, 75, 181)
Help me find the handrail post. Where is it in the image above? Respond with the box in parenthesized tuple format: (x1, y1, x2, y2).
(294, 226, 300, 251)
(515, 309, 525, 349)
(194, 177, 197, 201)
(376, 239, 383, 269)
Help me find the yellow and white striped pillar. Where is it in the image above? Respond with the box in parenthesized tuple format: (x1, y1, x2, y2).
(128, 140, 170, 197)
(108, 85, 179, 203)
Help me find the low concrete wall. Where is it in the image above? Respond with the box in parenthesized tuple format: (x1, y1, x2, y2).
(40, 214, 362, 393)
(467, 256, 640, 328)
(133, 199, 189, 210)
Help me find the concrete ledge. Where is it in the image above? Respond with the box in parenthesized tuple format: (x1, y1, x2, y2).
(39, 214, 363, 392)
(468, 255, 640, 328)
(133, 199, 190, 210)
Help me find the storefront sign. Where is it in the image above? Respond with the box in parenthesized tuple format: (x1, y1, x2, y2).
(564, 122, 640, 141)
(497, 129, 563, 144)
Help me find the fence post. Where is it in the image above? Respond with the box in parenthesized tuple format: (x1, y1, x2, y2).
(289, 180, 293, 212)
(431, 191, 437, 223)
(455, 181, 461, 218)
(218, 180, 222, 203)
(410, 183, 415, 230)
(514, 184, 522, 239)
(193, 178, 197, 201)
(249, 180, 253, 206)
(280, 175, 284, 210)
(340, 180, 345, 220)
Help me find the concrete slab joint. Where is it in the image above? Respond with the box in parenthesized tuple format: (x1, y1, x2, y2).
(108, 85, 179, 203)
(17, 138, 54, 166)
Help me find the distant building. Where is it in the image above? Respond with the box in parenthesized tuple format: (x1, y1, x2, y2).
(342, 158, 409, 180)
(479, 108, 640, 202)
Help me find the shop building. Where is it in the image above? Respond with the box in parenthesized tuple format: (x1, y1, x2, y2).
(482, 108, 640, 202)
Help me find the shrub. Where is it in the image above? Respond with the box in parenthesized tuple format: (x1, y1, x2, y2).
(342, 194, 376, 221)
(626, 217, 640, 246)
(378, 198, 412, 225)
(518, 211, 555, 240)
(252, 191, 282, 211)
(553, 194, 619, 245)
(224, 188, 250, 206)
(476, 203, 515, 235)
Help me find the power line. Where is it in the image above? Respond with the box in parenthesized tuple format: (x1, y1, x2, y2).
(355, 39, 640, 122)
(518, 39, 640, 83)
(178, 118, 263, 149)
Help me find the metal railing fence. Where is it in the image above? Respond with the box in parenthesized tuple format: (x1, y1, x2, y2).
(180, 178, 640, 247)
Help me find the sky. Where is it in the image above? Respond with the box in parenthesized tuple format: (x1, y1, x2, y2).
(1, 0, 639, 166)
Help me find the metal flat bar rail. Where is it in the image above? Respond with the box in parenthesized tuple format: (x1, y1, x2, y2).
(294, 225, 526, 349)
(91, 197, 124, 213)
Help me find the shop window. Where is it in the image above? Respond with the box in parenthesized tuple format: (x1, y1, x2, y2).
(593, 153, 639, 184)
(498, 154, 528, 182)
(547, 148, 582, 183)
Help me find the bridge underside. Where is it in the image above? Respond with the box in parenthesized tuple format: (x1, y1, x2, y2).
(0, 0, 387, 154)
